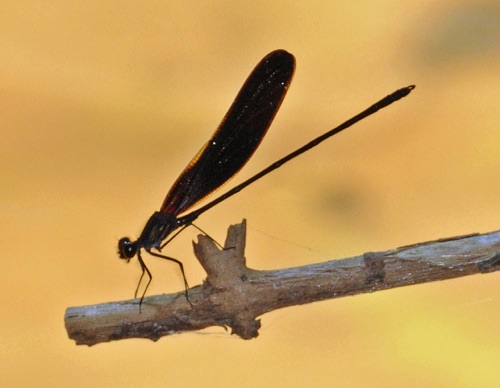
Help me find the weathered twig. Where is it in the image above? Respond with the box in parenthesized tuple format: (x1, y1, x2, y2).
(65, 220, 500, 345)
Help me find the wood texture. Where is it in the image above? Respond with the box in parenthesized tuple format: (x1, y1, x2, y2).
(65, 221, 500, 345)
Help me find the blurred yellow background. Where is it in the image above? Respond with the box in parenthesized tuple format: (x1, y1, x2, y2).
(1, 1, 499, 387)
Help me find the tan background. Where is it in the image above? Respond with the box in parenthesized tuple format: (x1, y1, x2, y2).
(1, 1, 499, 387)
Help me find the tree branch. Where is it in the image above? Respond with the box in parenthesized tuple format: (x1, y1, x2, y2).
(65, 220, 500, 345)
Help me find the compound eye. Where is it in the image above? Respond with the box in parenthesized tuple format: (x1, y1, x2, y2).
(118, 237, 137, 260)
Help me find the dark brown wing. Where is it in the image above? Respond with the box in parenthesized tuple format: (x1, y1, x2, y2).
(160, 49, 295, 216)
